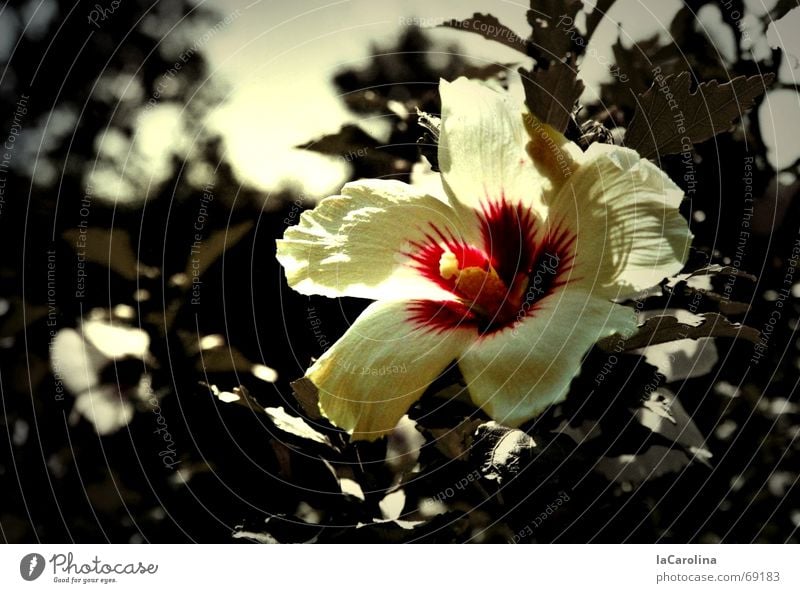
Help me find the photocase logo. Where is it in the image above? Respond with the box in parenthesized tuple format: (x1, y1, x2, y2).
(20, 553, 46, 581)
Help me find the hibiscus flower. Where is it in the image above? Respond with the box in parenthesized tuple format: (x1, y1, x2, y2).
(277, 77, 692, 441)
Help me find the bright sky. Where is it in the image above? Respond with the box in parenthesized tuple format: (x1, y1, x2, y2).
(5, 0, 796, 202)
(197, 0, 698, 199)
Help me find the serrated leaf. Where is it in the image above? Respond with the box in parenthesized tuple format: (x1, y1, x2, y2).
(584, 0, 616, 39)
(439, 13, 529, 56)
(519, 59, 585, 132)
(625, 72, 774, 159)
(602, 34, 676, 109)
(526, 0, 582, 63)
(298, 124, 378, 156)
(600, 312, 759, 351)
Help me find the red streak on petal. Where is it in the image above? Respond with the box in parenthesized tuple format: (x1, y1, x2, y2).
(478, 196, 540, 286)
(401, 196, 580, 335)
(406, 299, 479, 334)
(405, 224, 487, 292)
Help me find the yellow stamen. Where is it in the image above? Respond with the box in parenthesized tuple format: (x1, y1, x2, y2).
(438, 250, 521, 320)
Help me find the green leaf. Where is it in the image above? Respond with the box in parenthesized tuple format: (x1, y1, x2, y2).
(519, 59, 585, 132)
(625, 72, 775, 159)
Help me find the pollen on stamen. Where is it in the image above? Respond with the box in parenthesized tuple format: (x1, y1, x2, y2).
(438, 250, 459, 280)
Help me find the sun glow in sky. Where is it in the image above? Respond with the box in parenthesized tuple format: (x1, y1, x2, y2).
(111, 0, 799, 202)
(198, 0, 696, 199)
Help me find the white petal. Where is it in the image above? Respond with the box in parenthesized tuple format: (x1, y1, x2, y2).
(458, 288, 637, 427)
(73, 386, 134, 435)
(308, 300, 472, 440)
(277, 179, 462, 301)
(50, 328, 104, 395)
(438, 78, 551, 225)
(548, 143, 692, 298)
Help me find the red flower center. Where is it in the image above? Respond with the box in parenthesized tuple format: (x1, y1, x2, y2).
(406, 198, 576, 334)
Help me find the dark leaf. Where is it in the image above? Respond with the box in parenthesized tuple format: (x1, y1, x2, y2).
(186, 220, 253, 278)
(0, 299, 48, 336)
(298, 124, 409, 175)
(519, 59, 585, 132)
(599, 313, 760, 351)
(63, 228, 159, 281)
(526, 0, 582, 63)
(461, 62, 515, 81)
(207, 382, 337, 449)
(440, 13, 529, 55)
(290, 377, 323, 420)
(637, 388, 710, 462)
(769, 0, 800, 21)
(299, 124, 383, 158)
(196, 345, 252, 374)
(672, 282, 752, 316)
(625, 72, 775, 159)
(576, 119, 614, 150)
(475, 422, 537, 484)
(595, 445, 692, 486)
(416, 108, 441, 172)
(416, 108, 440, 141)
(584, 0, 616, 40)
(601, 34, 676, 109)
(426, 418, 483, 461)
(688, 265, 757, 282)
